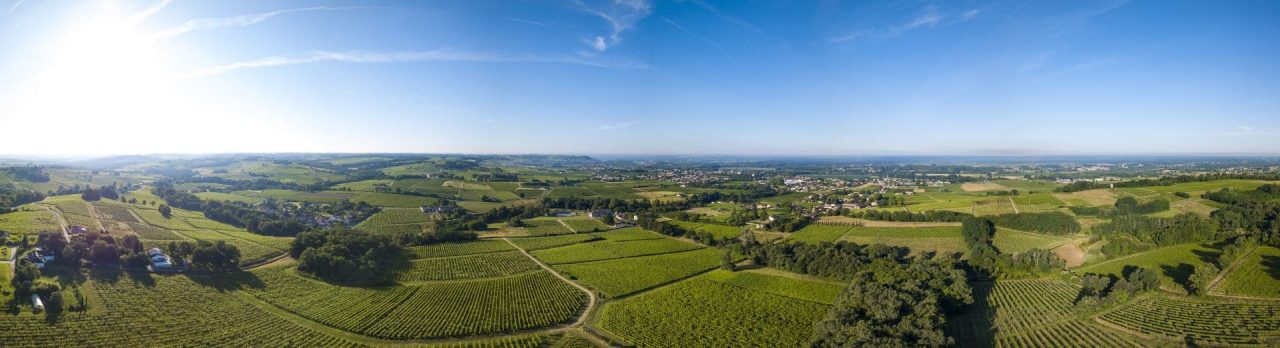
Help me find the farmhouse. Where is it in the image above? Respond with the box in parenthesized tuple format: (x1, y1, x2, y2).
(588, 209, 613, 219)
(420, 205, 460, 214)
(69, 226, 89, 234)
(26, 248, 54, 269)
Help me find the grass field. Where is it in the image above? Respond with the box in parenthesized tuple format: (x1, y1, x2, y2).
(1215, 246, 1280, 298)
(1077, 243, 1221, 290)
(234, 189, 354, 203)
(554, 248, 720, 298)
(348, 192, 438, 208)
(591, 227, 664, 241)
(598, 270, 834, 347)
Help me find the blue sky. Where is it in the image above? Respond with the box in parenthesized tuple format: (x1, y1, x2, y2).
(1, 0, 1277, 156)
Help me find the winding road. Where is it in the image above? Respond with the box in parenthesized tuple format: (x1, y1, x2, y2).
(502, 237, 598, 328)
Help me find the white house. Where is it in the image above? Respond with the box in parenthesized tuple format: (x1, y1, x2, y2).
(147, 248, 175, 271)
(31, 294, 44, 312)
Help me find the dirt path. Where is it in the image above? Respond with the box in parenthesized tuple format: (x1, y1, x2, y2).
(1207, 246, 1257, 294)
(502, 238, 597, 328)
(1007, 197, 1019, 214)
(557, 219, 578, 233)
(40, 204, 71, 243)
(84, 202, 106, 231)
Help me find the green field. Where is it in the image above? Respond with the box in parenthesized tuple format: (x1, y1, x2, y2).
(948, 279, 1141, 347)
(531, 237, 701, 265)
(555, 248, 720, 298)
(591, 227, 664, 242)
(1216, 246, 1280, 298)
(992, 228, 1072, 254)
(667, 220, 743, 239)
(787, 224, 853, 244)
(397, 251, 541, 282)
(599, 270, 834, 347)
(193, 191, 264, 204)
(0, 208, 61, 235)
(1077, 243, 1221, 290)
(240, 265, 587, 340)
(406, 240, 517, 259)
(508, 234, 602, 251)
(839, 226, 966, 256)
(1099, 297, 1280, 345)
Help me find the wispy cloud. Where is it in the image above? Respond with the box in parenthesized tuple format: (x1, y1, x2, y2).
(575, 0, 652, 53)
(176, 50, 648, 79)
(152, 7, 365, 40)
(661, 17, 722, 51)
(126, 0, 173, 26)
(6, 0, 26, 15)
(503, 16, 570, 31)
(595, 121, 639, 131)
(831, 5, 981, 43)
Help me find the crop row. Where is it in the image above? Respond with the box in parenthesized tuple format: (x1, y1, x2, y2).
(0, 273, 359, 347)
(407, 240, 517, 258)
(532, 238, 702, 265)
(397, 251, 541, 282)
(508, 234, 602, 251)
(600, 277, 828, 347)
(1099, 297, 1280, 345)
(555, 248, 722, 298)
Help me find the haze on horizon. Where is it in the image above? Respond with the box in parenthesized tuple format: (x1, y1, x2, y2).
(1, 0, 1277, 157)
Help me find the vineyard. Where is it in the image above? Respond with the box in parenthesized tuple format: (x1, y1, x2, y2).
(508, 234, 602, 251)
(358, 207, 433, 226)
(397, 251, 541, 282)
(947, 279, 1143, 347)
(1099, 297, 1280, 345)
(1215, 246, 1280, 298)
(554, 248, 721, 298)
(666, 220, 743, 239)
(522, 218, 572, 236)
(242, 266, 587, 339)
(0, 272, 359, 347)
(407, 240, 517, 258)
(598, 274, 830, 347)
(591, 227, 664, 241)
(560, 218, 609, 232)
(0, 208, 60, 235)
(531, 238, 701, 265)
(787, 224, 854, 244)
(700, 269, 844, 304)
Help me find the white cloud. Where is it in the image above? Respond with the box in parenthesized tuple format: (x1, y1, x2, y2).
(152, 7, 361, 40)
(961, 9, 981, 20)
(828, 30, 867, 43)
(176, 49, 647, 78)
(591, 36, 608, 51)
(575, 0, 652, 52)
(833, 5, 981, 43)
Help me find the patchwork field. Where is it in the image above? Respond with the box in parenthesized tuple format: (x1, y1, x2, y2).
(948, 279, 1142, 347)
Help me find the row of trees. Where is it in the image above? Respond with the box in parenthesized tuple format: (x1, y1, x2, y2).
(962, 218, 1065, 278)
(846, 210, 972, 223)
(990, 212, 1082, 235)
(0, 183, 44, 212)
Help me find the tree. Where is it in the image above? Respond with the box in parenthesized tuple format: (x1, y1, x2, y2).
(45, 291, 64, 316)
(89, 239, 119, 265)
(293, 228, 406, 285)
(80, 188, 101, 201)
(1126, 267, 1161, 292)
(158, 204, 172, 218)
(720, 249, 737, 271)
(1188, 264, 1220, 296)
